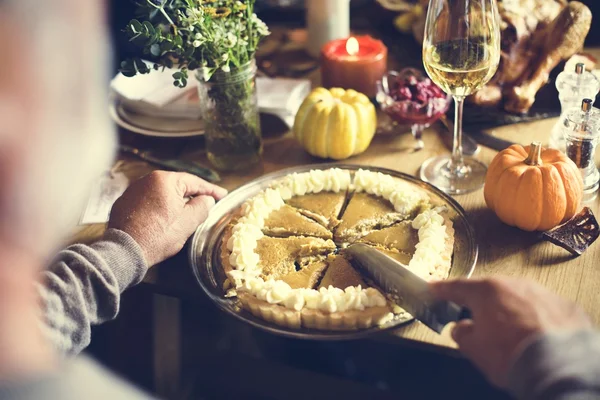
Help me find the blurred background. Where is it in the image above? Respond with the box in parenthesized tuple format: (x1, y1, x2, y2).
(109, 0, 600, 75)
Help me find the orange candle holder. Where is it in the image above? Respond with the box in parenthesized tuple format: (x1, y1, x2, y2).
(320, 35, 388, 98)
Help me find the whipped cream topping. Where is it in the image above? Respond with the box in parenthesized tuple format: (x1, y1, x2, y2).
(226, 168, 448, 313)
(353, 169, 427, 215)
(227, 188, 285, 276)
(241, 188, 285, 226)
(276, 168, 351, 200)
(239, 277, 387, 312)
(408, 208, 448, 280)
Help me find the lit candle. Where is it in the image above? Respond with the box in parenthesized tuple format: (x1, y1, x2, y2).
(320, 36, 388, 98)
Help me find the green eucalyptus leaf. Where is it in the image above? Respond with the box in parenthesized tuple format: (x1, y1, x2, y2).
(150, 43, 161, 56)
(130, 19, 143, 32)
(147, 31, 161, 46)
(134, 58, 151, 74)
(119, 57, 151, 77)
(142, 21, 156, 34)
(119, 59, 137, 77)
(183, 47, 195, 58)
(174, 35, 183, 47)
(161, 41, 174, 52)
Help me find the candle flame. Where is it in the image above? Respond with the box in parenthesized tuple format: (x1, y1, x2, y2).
(346, 37, 359, 56)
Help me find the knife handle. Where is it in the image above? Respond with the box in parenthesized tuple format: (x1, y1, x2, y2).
(457, 307, 472, 321)
(435, 301, 472, 326)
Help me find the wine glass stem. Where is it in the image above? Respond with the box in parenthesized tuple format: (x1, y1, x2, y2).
(411, 124, 425, 151)
(451, 96, 465, 172)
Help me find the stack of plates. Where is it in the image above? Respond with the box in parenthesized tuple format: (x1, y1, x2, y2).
(110, 65, 205, 137)
(109, 95, 206, 138)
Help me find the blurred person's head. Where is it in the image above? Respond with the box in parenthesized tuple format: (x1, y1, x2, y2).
(0, 0, 115, 260)
(0, 0, 115, 377)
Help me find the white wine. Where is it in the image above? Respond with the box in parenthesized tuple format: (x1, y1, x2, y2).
(423, 38, 499, 98)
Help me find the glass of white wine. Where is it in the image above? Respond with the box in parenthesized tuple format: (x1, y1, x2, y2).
(421, 0, 501, 194)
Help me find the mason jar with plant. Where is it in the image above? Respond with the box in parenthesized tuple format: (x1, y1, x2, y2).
(120, 0, 270, 171)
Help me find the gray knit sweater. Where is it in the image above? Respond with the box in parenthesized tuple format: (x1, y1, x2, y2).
(1, 229, 599, 399)
(40, 229, 149, 356)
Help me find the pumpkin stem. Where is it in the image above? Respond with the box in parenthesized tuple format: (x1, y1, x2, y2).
(525, 142, 543, 166)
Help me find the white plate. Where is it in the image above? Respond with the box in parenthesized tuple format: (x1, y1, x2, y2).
(109, 99, 205, 138)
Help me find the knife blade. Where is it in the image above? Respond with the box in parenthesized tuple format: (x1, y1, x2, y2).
(345, 243, 471, 333)
(439, 116, 480, 156)
(119, 145, 221, 183)
(466, 128, 516, 152)
(440, 116, 517, 152)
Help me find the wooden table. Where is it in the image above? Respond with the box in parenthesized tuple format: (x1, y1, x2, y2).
(75, 111, 600, 352)
(74, 23, 600, 354)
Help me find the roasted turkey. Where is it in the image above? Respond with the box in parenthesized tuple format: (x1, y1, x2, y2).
(385, 0, 592, 114)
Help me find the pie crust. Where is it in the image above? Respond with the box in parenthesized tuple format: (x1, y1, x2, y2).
(220, 169, 455, 331)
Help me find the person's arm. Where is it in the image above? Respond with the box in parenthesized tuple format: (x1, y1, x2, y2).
(39, 229, 148, 355)
(39, 171, 227, 355)
(429, 277, 596, 399)
(508, 330, 600, 400)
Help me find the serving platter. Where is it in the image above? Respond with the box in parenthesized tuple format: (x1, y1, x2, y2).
(188, 164, 478, 340)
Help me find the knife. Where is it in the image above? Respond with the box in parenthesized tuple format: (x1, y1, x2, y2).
(439, 116, 480, 157)
(467, 128, 517, 152)
(440, 116, 517, 152)
(345, 243, 471, 333)
(119, 145, 221, 183)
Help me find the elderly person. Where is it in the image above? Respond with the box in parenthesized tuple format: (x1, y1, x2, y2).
(0, 0, 599, 399)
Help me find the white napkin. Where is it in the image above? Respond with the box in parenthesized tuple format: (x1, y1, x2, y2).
(111, 66, 202, 120)
(110, 65, 311, 127)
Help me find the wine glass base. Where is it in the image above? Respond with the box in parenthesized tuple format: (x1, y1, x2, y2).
(420, 155, 487, 195)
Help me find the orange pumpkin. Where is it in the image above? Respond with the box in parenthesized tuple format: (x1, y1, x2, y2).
(484, 142, 583, 231)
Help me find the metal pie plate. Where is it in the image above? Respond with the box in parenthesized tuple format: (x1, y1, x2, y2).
(189, 164, 478, 340)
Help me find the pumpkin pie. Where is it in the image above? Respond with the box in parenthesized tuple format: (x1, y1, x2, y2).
(263, 204, 332, 239)
(220, 168, 455, 332)
(334, 193, 408, 244)
(286, 192, 347, 229)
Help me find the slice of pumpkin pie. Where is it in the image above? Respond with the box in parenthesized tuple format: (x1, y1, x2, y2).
(358, 221, 419, 255)
(318, 254, 367, 289)
(286, 192, 347, 229)
(255, 236, 336, 280)
(334, 193, 408, 244)
(378, 248, 412, 265)
(280, 260, 328, 289)
(263, 204, 332, 239)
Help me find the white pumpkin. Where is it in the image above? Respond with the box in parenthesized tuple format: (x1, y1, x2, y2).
(293, 87, 377, 160)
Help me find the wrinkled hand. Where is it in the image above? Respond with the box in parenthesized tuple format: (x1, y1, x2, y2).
(108, 171, 227, 267)
(430, 277, 592, 388)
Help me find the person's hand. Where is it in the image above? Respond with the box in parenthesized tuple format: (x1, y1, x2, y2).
(430, 277, 592, 388)
(108, 171, 227, 266)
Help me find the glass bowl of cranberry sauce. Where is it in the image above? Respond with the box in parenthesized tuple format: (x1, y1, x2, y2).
(376, 68, 451, 151)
